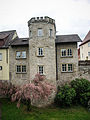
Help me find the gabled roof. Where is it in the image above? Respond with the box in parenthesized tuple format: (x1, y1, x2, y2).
(56, 34, 81, 43)
(79, 31, 90, 46)
(11, 37, 29, 46)
(0, 30, 16, 48)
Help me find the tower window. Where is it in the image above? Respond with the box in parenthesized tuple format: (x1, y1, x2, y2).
(30, 31, 32, 37)
(38, 28, 43, 36)
(38, 66, 43, 75)
(38, 48, 43, 56)
(49, 29, 52, 37)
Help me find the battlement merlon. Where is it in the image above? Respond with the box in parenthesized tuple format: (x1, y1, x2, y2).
(28, 16, 55, 27)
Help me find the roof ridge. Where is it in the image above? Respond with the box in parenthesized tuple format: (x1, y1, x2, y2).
(0, 30, 16, 33)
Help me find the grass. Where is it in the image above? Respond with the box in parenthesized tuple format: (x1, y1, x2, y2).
(1, 98, 90, 120)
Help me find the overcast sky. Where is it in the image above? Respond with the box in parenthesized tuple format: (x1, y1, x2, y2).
(0, 0, 90, 40)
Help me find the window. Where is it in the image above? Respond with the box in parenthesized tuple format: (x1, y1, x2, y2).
(0, 66, 2, 70)
(16, 51, 26, 59)
(62, 64, 66, 72)
(22, 51, 26, 58)
(61, 49, 66, 57)
(22, 65, 26, 73)
(0, 53, 2, 61)
(88, 42, 90, 47)
(88, 52, 90, 56)
(16, 65, 21, 73)
(38, 66, 43, 75)
(49, 29, 52, 37)
(68, 64, 73, 72)
(30, 31, 32, 37)
(67, 49, 72, 56)
(61, 49, 73, 57)
(16, 65, 26, 73)
(38, 48, 43, 56)
(61, 64, 73, 72)
(38, 28, 43, 36)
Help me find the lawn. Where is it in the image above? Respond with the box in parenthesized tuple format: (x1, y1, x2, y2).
(1, 99, 90, 120)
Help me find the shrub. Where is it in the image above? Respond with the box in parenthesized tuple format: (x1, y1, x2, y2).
(11, 74, 56, 111)
(0, 81, 18, 99)
(70, 78, 90, 105)
(55, 84, 76, 106)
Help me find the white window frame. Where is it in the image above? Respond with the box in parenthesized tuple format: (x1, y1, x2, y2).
(67, 49, 72, 56)
(0, 53, 2, 61)
(61, 64, 73, 72)
(16, 65, 26, 73)
(49, 29, 52, 37)
(61, 49, 66, 57)
(38, 28, 43, 36)
(38, 48, 43, 56)
(68, 64, 73, 72)
(16, 51, 26, 59)
(62, 64, 67, 72)
(38, 65, 44, 75)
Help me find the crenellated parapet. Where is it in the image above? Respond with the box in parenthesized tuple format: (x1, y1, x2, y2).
(28, 16, 55, 26)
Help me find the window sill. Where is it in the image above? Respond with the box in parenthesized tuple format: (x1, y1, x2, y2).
(16, 58, 27, 60)
(61, 71, 73, 73)
(37, 55, 44, 57)
(61, 56, 73, 58)
(16, 72, 27, 74)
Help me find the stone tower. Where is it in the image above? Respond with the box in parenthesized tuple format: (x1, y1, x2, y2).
(28, 16, 56, 85)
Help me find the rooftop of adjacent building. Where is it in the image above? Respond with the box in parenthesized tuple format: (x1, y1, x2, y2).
(0, 30, 16, 48)
(0, 30, 81, 47)
(79, 30, 90, 46)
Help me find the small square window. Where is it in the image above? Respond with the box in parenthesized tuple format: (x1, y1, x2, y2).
(38, 28, 43, 36)
(38, 66, 43, 75)
(0, 53, 2, 61)
(62, 64, 66, 72)
(68, 64, 73, 72)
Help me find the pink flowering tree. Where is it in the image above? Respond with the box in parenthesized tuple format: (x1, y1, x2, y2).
(11, 74, 56, 111)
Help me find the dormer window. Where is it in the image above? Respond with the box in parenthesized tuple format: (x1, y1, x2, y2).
(38, 28, 43, 36)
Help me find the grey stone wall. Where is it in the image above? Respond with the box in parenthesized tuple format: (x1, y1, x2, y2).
(78, 60, 90, 81)
(56, 43, 78, 86)
(9, 46, 30, 86)
(28, 17, 56, 86)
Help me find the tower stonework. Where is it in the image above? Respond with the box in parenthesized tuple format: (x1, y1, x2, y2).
(28, 17, 56, 85)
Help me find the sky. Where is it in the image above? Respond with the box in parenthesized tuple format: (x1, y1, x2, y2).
(0, 0, 90, 41)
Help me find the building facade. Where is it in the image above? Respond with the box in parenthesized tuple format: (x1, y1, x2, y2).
(80, 31, 90, 60)
(0, 16, 81, 86)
